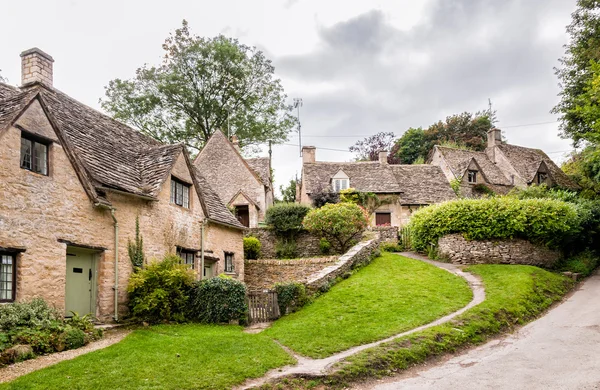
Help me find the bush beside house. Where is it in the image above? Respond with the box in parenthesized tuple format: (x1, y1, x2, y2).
(303, 203, 369, 253)
(0, 299, 102, 366)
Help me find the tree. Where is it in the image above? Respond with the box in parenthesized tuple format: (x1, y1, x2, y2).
(310, 184, 340, 208)
(349, 132, 401, 163)
(279, 179, 297, 203)
(563, 147, 600, 198)
(303, 203, 369, 253)
(127, 216, 145, 270)
(424, 111, 493, 152)
(393, 127, 429, 164)
(101, 20, 296, 152)
(553, 0, 600, 145)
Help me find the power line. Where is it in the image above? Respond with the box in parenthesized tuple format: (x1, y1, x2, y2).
(502, 120, 559, 129)
(281, 143, 352, 153)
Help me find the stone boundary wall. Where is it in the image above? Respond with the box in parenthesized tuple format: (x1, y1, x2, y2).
(244, 256, 338, 290)
(306, 237, 380, 293)
(245, 228, 331, 259)
(370, 226, 398, 243)
(438, 234, 561, 267)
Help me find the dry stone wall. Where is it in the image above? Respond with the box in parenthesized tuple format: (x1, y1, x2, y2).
(370, 226, 398, 243)
(438, 234, 561, 267)
(244, 256, 338, 290)
(245, 228, 333, 258)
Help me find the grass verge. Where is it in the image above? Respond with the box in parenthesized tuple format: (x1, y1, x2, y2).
(1, 324, 294, 390)
(259, 264, 573, 389)
(265, 253, 472, 358)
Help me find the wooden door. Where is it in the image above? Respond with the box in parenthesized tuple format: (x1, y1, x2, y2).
(375, 212, 392, 226)
(235, 205, 250, 227)
(65, 249, 95, 317)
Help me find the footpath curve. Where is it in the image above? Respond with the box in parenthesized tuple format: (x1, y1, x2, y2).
(238, 252, 485, 390)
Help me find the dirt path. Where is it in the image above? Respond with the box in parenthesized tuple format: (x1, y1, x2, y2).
(0, 328, 130, 383)
(360, 270, 600, 390)
(237, 252, 485, 389)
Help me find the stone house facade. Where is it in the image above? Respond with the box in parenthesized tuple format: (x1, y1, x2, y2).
(194, 131, 274, 228)
(0, 48, 245, 322)
(428, 128, 580, 196)
(298, 147, 457, 227)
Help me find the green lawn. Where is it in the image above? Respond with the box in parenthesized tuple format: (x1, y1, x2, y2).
(0, 324, 294, 390)
(265, 253, 473, 358)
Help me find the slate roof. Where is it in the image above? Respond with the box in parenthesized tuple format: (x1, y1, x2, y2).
(0, 82, 244, 229)
(302, 161, 456, 204)
(435, 146, 512, 186)
(496, 144, 579, 190)
(246, 157, 272, 188)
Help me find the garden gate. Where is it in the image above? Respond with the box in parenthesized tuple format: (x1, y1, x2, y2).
(247, 290, 280, 324)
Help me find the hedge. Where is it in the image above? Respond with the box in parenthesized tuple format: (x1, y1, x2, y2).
(187, 276, 247, 324)
(409, 197, 580, 252)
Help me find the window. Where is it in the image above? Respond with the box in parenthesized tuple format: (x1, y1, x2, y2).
(0, 254, 16, 302)
(333, 178, 349, 192)
(537, 172, 548, 184)
(170, 177, 190, 208)
(375, 212, 392, 226)
(467, 170, 477, 184)
(235, 205, 250, 227)
(224, 252, 234, 273)
(20, 135, 48, 175)
(176, 248, 196, 269)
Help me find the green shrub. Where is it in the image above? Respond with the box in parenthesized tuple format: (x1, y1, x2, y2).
(319, 238, 332, 255)
(12, 328, 55, 354)
(275, 239, 297, 259)
(187, 276, 247, 323)
(265, 203, 311, 238)
(303, 203, 369, 253)
(380, 242, 403, 252)
(472, 183, 495, 196)
(127, 254, 195, 323)
(128, 216, 145, 270)
(274, 282, 310, 315)
(556, 251, 599, 277)
(243, 236, 262, 260)
(409, 197, 580, 252)
(0, 298, 61, 331)
(66, 312, 95, 333)
(62, 326, 86, 350)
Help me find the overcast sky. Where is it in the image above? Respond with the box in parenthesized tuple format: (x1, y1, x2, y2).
(0, 0, 578, 195)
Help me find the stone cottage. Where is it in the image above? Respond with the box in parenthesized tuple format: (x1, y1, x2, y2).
(0, 48, 245, 322)
(428, 128, 580, 196)
(298, 146, 457, 226)
(193, 130, 274, 228)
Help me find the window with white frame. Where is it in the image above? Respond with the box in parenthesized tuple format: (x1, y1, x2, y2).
(0, 253, 16, 302)
(333, 178, 349, 192)
(467, 170, 477, 184)
(176, 248, 196, 269)
(170, 177, 190, 208)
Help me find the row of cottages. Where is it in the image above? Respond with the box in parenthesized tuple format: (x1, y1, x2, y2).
(298, 146, 457, 227)
(193, 131, 274, 228)
(0, 48, 245, 322)
(428, 128, 580, 195)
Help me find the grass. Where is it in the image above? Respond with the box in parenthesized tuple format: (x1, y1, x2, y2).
(1, 324, 294, 390)
(257, 264, 573, 389)
(265, 253, 473, 358)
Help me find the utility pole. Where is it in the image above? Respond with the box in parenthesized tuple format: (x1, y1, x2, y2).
(293, 98, 303, 157)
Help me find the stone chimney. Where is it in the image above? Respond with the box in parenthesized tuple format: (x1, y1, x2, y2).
(302, 146, 316, 164)
(20, 48, 54, 87)
(487, 128, 502, 148)
(379, 150, 388, 165)
(230, 135, 241, 152)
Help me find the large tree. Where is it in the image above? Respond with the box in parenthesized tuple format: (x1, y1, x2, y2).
(101, 20, 296, 151)
(393, 127, 429, 164)
(553, 0, 600, 145)
(279, 179, 297, 203)
(424, 111, 494, 151)
(349, 132, 401, 163)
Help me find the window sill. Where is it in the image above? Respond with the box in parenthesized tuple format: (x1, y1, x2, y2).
(224, 272, 236, 275)
(22, 168, 49, 177)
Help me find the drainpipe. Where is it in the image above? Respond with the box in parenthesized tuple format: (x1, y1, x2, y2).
(200, 219, 208, 280)
(110, 208, 119, 322)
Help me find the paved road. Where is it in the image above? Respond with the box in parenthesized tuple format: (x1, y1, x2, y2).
(368, 272, 600, 390)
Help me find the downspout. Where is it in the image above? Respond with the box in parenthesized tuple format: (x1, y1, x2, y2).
(110, 208, 119, 322)
(200, 219, 208, 280)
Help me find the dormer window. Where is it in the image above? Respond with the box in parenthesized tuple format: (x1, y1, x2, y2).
(333, 178, 349, 192)
(170, 177, 190, 208)
(20, 134, 48, 175)
(467, 170, 477, 184)
(537, 172, 548, 185)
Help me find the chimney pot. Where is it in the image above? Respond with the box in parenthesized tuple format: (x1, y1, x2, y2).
(302, 146, 316, 164)
(20, 48, 54, 87)
(487, 128, 502, 148)
(379, 150, 388, 165)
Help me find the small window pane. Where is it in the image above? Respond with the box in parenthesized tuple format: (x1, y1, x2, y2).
(20, 138, 32, 170)
(33, 142, 47, 175)
(171, 178, 190, 209)
(225, 253, 234, 273)
(0, 255, 15, 302)
(170, 180, 176, 203)
(183, 185, 189, 208)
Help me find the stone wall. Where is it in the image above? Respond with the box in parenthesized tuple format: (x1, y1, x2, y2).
(437, 234, 561, 267)
(244, 256, 338, 290)
(370, 226, 398, 243)
(245, 228, 331, 258)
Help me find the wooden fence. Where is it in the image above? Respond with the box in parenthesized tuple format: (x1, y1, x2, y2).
(399, 226, 412, 250)
(247, 290, 280, 324)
